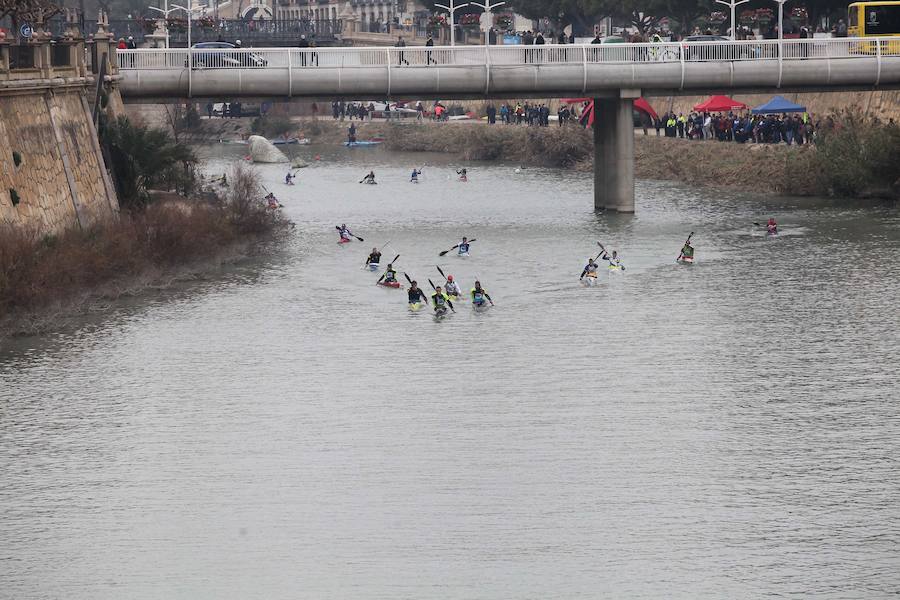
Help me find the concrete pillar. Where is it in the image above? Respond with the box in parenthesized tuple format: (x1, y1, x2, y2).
(593, 92, 637, 213)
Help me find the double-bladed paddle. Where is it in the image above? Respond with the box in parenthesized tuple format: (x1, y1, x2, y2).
(676, 232, 694, 262)
(335, 225, 364, 242)
(439, 238, 476, 257)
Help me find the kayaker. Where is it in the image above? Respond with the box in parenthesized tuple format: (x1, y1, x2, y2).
(444, 275, 462, 298)
(432, 285, 455, 313)
(603, 250, 622, 268)
(285, 172, 295, 185)
(471, 281, 494, 306)
(383, 263, 398, 283)
(678, 240, 695, 261)
(456, 168, 468, 182)
(410, 168, 422, 183)
(266, 193, 280, 209)
(767, 217, 778, 235)
(360, 171, 376, 185)
(408, 281, 428, 305)
(366, 248, 381, 265)
(458, 237, 471, 255)
(338, 224, 353, 241)
(580, 257, 599, 280)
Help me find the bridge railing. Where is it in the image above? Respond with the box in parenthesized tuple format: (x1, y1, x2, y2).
(116, 37, 900, 71)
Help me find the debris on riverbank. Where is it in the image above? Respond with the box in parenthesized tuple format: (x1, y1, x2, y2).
(0, 165, 292, 338)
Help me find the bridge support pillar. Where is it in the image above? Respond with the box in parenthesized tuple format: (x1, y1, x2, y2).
(593, 90, 638, 213)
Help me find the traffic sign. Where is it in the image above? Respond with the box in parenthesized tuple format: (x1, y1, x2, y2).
(20, 23, 33, 39)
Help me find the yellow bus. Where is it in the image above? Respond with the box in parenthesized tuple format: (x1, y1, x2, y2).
(848, 2, 900, 36)
(848, 2, 900, 53)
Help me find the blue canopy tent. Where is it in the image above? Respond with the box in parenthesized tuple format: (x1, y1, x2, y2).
(751, 95, 807, 115)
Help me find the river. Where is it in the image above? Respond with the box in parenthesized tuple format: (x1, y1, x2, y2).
(2, 144, 899, 599)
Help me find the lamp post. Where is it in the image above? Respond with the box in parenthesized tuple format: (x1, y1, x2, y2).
(171, 2, 202, 49)
(772, 0, 790, 41)
(470, 0, 504, 45)
(434, 0, 470, 46)
(714, 0, 750, 40)
(147, 0, 178, 48)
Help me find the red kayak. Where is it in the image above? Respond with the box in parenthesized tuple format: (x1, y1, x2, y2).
(377, 280, 402, 288)
(337, 238, 352, 244)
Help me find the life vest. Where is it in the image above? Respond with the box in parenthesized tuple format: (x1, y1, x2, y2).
(432, 292, 448, 307)
(458, 243, 469, 253)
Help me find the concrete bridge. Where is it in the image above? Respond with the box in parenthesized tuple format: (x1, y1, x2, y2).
(116, 38, 900, 212)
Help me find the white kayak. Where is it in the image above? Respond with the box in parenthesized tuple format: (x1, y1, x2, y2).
(456, 252, 470, 259)
(581, 274, 600, 286)
(366, 263, 380, 271)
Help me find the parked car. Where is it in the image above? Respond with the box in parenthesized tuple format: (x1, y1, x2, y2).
(188, 41, 268, 68)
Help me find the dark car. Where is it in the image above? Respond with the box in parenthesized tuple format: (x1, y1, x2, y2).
(679, 34, 755, 61)
(188, 41, 267, 69)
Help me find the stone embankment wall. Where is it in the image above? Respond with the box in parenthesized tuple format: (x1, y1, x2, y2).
(0, 14, 121, 235)
(0, 91, 117, 233)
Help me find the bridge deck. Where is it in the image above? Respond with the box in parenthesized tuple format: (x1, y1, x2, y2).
(117, 38, 900, 100)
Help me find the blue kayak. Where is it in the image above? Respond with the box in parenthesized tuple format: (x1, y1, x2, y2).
(344, 140, 383, 147)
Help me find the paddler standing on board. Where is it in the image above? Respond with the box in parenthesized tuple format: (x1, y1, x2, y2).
(444, 275, 462, 299)
(471, 281, 494, 307)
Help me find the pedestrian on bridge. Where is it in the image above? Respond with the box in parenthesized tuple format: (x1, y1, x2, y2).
(396, 36, 409, 66)
(426, 35, 436, 65)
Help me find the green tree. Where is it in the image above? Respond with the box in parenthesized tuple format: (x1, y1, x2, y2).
(507, 0, 622, 35)
(100, 117, 197, 207)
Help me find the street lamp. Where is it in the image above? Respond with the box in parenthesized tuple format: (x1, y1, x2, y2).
(772, 0, 790, 42)
(434, 0, 470, 47)
(171, 2, 203, 49)
(147, 0, 179, 48)
(470, 0, 504, 45)
(714, 0, 749, 40)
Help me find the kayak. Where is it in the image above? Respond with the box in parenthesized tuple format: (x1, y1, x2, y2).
(581, 273, 599, 286)
(608, 264, 623, 272)
(456, 252, 469, 258)
(448, 293, 467, 303)
(472, 302, 491, 313)
(678, 256, 695, 265)
(345, 140, 383, 147)
(434, 307, 450, 321)
(338, 238, 352, 244)
(367, 263, 380, 271)
(377, 280, 402, 288)
(408, 302, 424, 312)
(271, 138, 310, 145)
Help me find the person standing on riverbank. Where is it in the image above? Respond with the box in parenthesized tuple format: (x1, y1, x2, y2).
(487, 104, 497, 125)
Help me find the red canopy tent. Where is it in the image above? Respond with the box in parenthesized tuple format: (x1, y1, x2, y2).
(692, 95, 748, 112)
(563, 97, 659, 126)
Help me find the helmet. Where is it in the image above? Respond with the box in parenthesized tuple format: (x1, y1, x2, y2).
(447, 275, 453, 281)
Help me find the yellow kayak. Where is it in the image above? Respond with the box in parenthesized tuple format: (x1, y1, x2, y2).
(408, 302, 424, 312)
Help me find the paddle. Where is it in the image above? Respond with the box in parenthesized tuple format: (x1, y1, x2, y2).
(335, 225, 364, 242)
(597, 241, 625, 271)
(436, 265, 446, 280)
(439, 238, 476, 257)
(676, 232, 694, 262)
(580, 252, 604, 280)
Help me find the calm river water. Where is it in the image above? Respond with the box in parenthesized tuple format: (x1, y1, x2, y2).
(2, 143, 899, 599)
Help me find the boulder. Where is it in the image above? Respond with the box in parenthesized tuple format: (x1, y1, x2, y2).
(248, 135, 289, 163)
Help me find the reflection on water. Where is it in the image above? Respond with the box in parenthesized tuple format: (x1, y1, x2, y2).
(2, 145, 899, 599)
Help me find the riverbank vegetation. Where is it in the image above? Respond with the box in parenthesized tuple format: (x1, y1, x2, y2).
(0, 163, 291, 336)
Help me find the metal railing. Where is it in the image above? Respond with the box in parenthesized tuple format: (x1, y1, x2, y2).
(117, 37, 900, 71)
